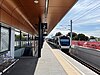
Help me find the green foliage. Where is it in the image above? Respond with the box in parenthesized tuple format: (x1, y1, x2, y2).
(15, 34, 27, 41)
(67, 32, 89, 41)
(55, 32, 62, 36)
(98, 38, 100, 41)
(73, 35, 78, 40)
(85, 36, 89, 41)
(15, 35, 20, 40)
(90, 36, 95, 39)
(77, 34, 86, 41)
(54, 32, 94, 41)
(67, 32, 77, 40)
(67, 32, 77, 37)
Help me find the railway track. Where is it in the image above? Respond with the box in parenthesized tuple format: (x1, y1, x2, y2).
(47, 42, 100, 74)
(68, 53, 100, 74)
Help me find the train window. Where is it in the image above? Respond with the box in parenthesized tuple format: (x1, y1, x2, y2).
(60, 39, 69, 42)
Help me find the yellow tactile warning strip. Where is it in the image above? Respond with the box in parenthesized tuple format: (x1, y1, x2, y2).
(46, 43, 81, 75)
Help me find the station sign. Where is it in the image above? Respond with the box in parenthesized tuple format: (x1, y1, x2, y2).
(41, 23, 47, 29)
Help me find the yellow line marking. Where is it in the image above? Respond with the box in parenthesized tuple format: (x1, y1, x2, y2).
(46, 42, 81, 75)
(59, 52, 85, 75)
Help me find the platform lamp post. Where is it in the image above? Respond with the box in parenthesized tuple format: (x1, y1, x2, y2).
(68, 20, 72, 47)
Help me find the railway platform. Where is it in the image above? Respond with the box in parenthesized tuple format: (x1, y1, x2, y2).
(2, 41, 98, 75)
(34, 41, 97, 75)
(0, 0, 99, 75)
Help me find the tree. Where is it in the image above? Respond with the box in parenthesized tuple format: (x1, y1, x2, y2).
(77, 34, 86, 41)
(55, 32, 62, 36)
(67, 32, 77, 40)
(90, 36, 95, 39)
(73, 35, 78, 40)
(67, 32, 77, 37)
(98, 38, 100, 41)
(15, 34, 26, 41)
(85, 36, 89, 41)
(15, 35, 20, 41)
(67, 32, 89, 41)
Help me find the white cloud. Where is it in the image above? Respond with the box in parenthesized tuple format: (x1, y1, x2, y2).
(83, 30, 100, 37)
(96, 20, 100, 22)
(48, 0, 100, 38)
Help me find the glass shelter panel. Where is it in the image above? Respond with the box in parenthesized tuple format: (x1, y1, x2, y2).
(0, 27, 9, 53)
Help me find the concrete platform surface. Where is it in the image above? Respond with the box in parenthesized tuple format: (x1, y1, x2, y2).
(34, 42, 67, 75)
(34, 41, 97, 75)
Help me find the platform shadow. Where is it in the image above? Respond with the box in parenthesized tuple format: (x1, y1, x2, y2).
(3, 57, 38, 75)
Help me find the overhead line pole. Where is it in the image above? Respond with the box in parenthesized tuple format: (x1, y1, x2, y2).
(70, 20, 72, 46)
(68, 20, 72, 47)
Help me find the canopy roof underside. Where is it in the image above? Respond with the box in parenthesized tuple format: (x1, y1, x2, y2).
(0, 0, 77, 34)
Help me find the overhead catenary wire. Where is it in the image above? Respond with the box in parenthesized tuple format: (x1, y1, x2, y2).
(73, 21, 99, 26)
(55, 0, 100, 32)
(73, 1, 100, 23)
(73, 10, 100, 23)
(73, 15, 100, 24)
(70, 0, 96, 20)
(63, 0, 99, 24)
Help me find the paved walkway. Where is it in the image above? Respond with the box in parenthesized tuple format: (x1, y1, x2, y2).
(34, 42, 67, 75)
(34, 41, 97, 75)
(3, 57, 38, 75)
(3, 41, 97, 75)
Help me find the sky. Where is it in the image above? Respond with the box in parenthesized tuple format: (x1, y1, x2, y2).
(48, 0, 100, 38)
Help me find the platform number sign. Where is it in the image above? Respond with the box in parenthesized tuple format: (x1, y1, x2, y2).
(41, 23, 47, 29)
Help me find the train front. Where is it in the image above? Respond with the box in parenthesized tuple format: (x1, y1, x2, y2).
(59, 36, 70, 50)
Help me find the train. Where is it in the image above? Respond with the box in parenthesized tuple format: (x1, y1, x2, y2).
(47, 35, 71, 52)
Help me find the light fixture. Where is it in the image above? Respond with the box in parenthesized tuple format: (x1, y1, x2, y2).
(45, 0, 49, 18)
(34, 0, 39, 4)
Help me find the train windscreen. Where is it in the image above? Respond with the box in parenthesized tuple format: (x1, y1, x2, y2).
(60, 37, 70, 46)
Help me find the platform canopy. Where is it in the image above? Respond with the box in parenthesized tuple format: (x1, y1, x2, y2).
(0, 0, 77, 34)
